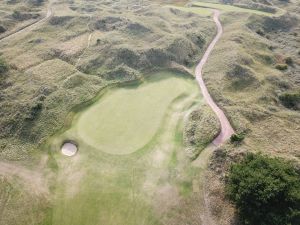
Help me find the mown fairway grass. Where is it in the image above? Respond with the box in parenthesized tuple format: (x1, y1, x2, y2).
(191, 2, 276, 16)
(49, 71, 207, 225)
(166, 1, 276, 18)
(166, 5, 212, 16)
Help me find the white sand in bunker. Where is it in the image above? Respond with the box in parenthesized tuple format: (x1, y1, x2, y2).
(61, 142, 78, 156)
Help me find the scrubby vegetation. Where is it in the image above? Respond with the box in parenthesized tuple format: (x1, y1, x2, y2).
(226, 153, 300, 225)
(275, 63, 288, 70)
(0, 25, 6, 33)
(279, 91, 300, 110)
(0, 57, 8, 74)
(230, 132, 245, 144)
(184, 105, 219, 159)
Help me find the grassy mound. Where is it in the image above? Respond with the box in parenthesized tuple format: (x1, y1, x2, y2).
(184, 105, 220, 159)
(225, 64, 259, 90)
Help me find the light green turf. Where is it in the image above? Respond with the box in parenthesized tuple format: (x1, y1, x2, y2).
(73, 72, 198, 155)
(48, 71, 206, 225)
(191, 2, 275, 16)
(166, 5, 212, 16)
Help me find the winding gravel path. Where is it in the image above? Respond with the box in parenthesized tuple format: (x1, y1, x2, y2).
(195, 10, 234, 146)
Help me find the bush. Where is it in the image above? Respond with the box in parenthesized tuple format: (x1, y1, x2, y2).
(285, 57, 293, 65)
(0, 25, 6, 33)
(256, 29, 265, 36)
(25, 102, 43, 121)
(0, 58, 8, 74)
(230, 132, 245, 144)
(279, 92, 300, 110)
(275, 63, 288, 70)
(226, 153, 300, 225)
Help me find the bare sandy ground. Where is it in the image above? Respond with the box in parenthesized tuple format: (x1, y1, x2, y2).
(61, 142, 78, 156)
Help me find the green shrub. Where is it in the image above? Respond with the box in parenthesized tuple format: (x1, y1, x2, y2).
(256, 29, 265, 36)
(0, 58, 8, 74)
(275, 63, 288, 70)
(279, 92, 300, 110)
(0, 25, 6, 33)
(226, 153, 300, 225)
(285, 57, 293, 65)
(230, 132, 245, 144)
(25, 102, 43, 121)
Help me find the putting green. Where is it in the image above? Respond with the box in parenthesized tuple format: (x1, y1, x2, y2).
(74, 72, 198, 155)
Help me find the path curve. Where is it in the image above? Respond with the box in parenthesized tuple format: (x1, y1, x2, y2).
(0, 0, 54, 43)
(195, 10, 234, 146)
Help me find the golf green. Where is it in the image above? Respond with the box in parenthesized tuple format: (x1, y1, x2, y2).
(74, 72, 198, 155)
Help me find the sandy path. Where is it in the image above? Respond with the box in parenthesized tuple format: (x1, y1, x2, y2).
(76, 16, 93, 67)
(0, 0, 54, 43)
(193, 10, 235, 225)
(195, 10, 234, 146)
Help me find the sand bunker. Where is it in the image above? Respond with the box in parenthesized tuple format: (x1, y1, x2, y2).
(61, 142, 78, 156)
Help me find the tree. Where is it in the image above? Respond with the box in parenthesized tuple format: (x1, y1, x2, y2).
(226, 153, 300, 225)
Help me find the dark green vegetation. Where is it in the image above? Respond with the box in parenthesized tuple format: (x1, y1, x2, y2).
(226, 153, 300, 225)
(279, 91, 300, 110)
(230, 132, 245, 144)
(0, 57, 8, 74)
(275, 63, 288, 70)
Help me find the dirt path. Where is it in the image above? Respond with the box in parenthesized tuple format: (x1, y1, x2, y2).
(193, 10, 234, 225)
(0, 0, 54, 43)
(195, 10, 234, 146)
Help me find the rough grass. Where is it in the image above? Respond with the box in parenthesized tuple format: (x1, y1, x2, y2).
(184, 105, 220, 159)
